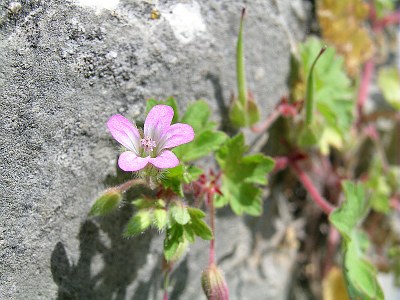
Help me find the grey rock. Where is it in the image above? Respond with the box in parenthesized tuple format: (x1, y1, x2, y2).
(0, 0, 307, 299)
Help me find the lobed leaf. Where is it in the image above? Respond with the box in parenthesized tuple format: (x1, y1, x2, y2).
(170, 201, 191, 225)
(164, 224, 185, 261)
(174, 130, 227, 162)
(330, 181, 369, 240)
(174, 100, 226, 162)
(378, 66, 400, 110)
(188, 217, 213, 240)
(161, 165, 203, 197)
(344, 231, 384, 300)
(216, 133, 275, 216)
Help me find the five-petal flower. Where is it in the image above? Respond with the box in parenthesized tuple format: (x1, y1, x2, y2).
(107, 105, 194, 172)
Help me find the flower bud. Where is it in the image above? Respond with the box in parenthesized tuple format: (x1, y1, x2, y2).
(89, 189, 122, 217)
(201, 263, 229, 300)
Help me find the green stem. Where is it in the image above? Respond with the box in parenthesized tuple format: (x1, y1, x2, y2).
(163, 271, 170, 300)
(237, 8, 247, 108)
(305, 46, 327, 125)
(208, 191, 215, 265)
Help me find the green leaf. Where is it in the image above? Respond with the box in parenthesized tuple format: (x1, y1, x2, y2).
(242, 153, 274, 185)
(318, 127, 343, 155)
(185, 207, 212, 240)
(364, 159, 393, 214)
(132, 198, 165, 209)
(389, 245, 400, 286)
(330, 182, 384, 299)
(162, 165, 185, 196)
(180, 100, 214, 133)
(330, 181, 369, 240)
(170, 202, 190, 225)
(162, 165, 203, 196)
(164, 224, 186, 261)
(174, 130, 227, 162)
(124, 210, 153, 237)
(187, 207, 206, 219)
(216, 133, 275, 216)
(378, 66, 400, 110)
(229, 98, 260, 128)
(375, 0, 396, 18)
(188, 217, 213, 240)
(153, 209, 168, 231)
(247, 99, 260, 125)
(183, 165, 203, 183)
(183, 225, 195, 243)
(174, 100, 227, 161)
(146, 97, 179, 123)
(344, 231, 384, 300)
(89, 190, 122, 216)
(229, 101, 246, 127)
(298, 126, 318, 147)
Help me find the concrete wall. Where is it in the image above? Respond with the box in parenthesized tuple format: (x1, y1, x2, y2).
(0, 0, 307, 299)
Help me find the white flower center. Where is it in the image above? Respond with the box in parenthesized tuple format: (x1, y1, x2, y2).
(141, 136, 156, 153)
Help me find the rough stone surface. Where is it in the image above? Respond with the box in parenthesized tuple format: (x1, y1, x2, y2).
(0, 0, 306, 299)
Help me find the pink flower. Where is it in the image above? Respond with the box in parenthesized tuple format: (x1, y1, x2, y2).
(107, 105, 194, 172)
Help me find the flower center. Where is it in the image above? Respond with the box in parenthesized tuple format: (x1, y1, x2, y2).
(141, 136, 156, 153)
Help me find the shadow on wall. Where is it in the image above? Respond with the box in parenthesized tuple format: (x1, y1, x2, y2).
(50, 166, 148, 299)
(50, 165, 190, 300)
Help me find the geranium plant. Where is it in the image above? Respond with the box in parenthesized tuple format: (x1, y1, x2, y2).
(90, 3, 400, 299)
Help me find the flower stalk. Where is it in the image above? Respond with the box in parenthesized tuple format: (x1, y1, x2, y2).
(207, 191, 216, 265)
(291, 161, 334, 215)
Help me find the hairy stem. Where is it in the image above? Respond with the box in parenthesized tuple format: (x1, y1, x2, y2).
(291, 161, 334, 215)
(251, 109, 281, 133)
(116, 178, 146, 193)
(207, 191, 216, 265)
(324, 226, 340, 276)
(357, 59, 375, 125)
(163, 271, 170, 300)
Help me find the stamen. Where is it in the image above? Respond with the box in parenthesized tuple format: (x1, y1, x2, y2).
(141, 136, 156, 152)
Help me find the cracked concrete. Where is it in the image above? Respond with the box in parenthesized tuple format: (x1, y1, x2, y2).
(0, 0, 307, 298)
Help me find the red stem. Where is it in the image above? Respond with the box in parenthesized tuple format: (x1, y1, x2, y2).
(116, 178, 145, 192)
(207, 191, 216, 265)
(291, 161, 334, 215)
(273, 156, 290, 172)
(374, 11, 400, 31)
(357, 59, 375, 125)
(324, 226, 340, 276)
(251, 109, 281, 133)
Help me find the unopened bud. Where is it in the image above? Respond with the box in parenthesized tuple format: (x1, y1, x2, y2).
(89, 189, 122, 216)
(201, 263, 229, 300)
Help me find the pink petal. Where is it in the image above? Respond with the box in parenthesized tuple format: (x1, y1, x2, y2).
(144, 105, 174, 140)
(107, 114, 141, 154)
(118, 151, 149, 171)
(160, 123, 194, 149)
(149, 150, 179, 169)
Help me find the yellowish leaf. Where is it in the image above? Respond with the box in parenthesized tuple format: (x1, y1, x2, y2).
(317, 0, 374, 76)
(323, 266, 350, 300)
